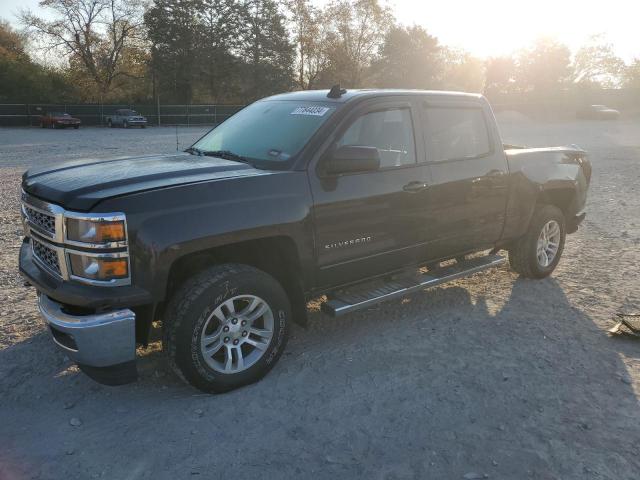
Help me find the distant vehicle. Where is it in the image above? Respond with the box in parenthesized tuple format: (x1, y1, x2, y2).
(106, 109, 147, 128)
(40, 112, 81, 129)
(576, 104, 620, 120)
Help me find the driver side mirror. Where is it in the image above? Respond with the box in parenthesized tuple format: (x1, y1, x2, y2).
(323, 145, 381, 175)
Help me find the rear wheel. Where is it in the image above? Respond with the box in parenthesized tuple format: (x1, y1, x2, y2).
(163, 264, 290, 393)
(123, 120, 128, 128)
(107, 119, 113, 128)
(508, 204, 566, 278)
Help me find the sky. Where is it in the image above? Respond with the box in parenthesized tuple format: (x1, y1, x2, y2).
(1, 0, 638, 61)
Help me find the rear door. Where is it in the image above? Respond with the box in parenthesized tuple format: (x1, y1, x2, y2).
(309, 97, 430, 288)
(419, 97, 509, 259)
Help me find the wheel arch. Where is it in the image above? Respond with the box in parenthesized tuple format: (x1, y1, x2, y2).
(148, 235, 308, 340)
(537, 185, 577, 219)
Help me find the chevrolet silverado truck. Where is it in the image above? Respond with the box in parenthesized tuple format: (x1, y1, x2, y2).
(106, 109, 147, 128)
(19, 88, 591, 392)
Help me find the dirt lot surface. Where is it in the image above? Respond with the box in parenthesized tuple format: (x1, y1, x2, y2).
(1, 119, 639, 479)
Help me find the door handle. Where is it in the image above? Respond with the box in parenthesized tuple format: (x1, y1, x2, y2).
(487, 169, 506, 176)
(403, 181, 429, 193)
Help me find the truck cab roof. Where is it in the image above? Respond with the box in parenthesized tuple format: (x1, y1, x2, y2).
(263, 88, 484, 104)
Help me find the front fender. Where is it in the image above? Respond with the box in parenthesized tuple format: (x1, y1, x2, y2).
(96, 171, 315, 302)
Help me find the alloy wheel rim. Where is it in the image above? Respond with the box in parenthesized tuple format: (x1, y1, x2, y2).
(199, 294, 274, 374)
(536, 220, 561, 267)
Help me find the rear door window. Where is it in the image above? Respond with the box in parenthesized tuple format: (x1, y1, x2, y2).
(423, 107, 491, 162)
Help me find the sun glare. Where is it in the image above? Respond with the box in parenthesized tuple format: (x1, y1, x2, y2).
(387, 0, 638, 60)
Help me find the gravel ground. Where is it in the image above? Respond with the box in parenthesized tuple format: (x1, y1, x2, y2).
(1, 119, 639, 480)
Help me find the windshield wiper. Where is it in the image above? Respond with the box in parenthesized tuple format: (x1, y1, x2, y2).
(185, 146, 205, 156)
(203, 150, 250, 163)
(185, 147, 251, 164)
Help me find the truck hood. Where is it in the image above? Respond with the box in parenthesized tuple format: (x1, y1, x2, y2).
(22, 153, 271, 211)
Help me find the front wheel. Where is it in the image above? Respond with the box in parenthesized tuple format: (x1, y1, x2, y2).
(508, 204, 566, 278)
(163, 264, 290, 393)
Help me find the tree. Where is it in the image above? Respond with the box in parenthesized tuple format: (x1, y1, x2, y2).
(317, 0, 394, 87)
(243, 0, 294, 99)
(21, 0, 144, 99)
(437, 47, 484, 92)
(484, 56, 516, 97)
(145, 0, 201, 103)
(572, 34, 625, 88)
(371, 25, 441, 89)
(624, 58, 640, 89)
(0, 20, 76, 102)
(196, 0, 249, 102)
(286, 0, 331, 89)
(514, 38, 571, 94)
(0, 19, 28, 61)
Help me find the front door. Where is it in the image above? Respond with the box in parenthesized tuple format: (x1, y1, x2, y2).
(309, 98, 430, 289)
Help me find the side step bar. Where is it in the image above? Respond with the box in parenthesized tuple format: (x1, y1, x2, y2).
(322, 254, 507, 317)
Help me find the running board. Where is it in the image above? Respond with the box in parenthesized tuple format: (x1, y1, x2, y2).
(322, 254, 507, 317)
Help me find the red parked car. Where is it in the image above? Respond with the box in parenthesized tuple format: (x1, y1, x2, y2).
(40, 112, 81, 129)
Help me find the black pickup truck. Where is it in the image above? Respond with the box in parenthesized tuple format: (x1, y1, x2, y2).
(19, 88, 591, 392)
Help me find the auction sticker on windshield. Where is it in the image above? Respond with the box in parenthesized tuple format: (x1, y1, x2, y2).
(291, 106, 331, 116)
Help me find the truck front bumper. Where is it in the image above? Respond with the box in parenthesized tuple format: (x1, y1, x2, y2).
(39, 294, 138, 384)
(567, 211, 586, 234)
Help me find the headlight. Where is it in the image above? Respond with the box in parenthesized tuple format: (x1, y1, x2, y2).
(66, 217, 126, 245)
(68, 253, 129, 281)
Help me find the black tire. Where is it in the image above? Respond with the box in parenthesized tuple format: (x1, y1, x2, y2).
(123, 121, 128, 128)
(73, 125, 79, 129)
(40, 122, 45, 128)
(163, 264, 291, 393)
(508, 204, 566, 279)
(141, 125, 146, 128)
(107, 120, 113, 128)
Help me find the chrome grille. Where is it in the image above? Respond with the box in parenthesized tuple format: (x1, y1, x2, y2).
(24, 205, 56, 236)
(32, 237, 62, 276)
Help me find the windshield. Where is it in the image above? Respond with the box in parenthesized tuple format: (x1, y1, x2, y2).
(192, 100, 336, 162)
(121, 110, 138, 115)
(50, 112, 68, 117)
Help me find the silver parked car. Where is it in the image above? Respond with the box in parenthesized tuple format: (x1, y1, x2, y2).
(106, 109, 148, 128)
(576, 104, 620, 120)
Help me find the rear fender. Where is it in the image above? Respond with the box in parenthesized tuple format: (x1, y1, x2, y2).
(502, 146, 590, 239)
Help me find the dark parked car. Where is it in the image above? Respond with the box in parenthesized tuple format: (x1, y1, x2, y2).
(19, 88, 591, 393)
(576, 104, 620, 120)
(106, 109, 147, 128)
(40, 112, 81, 129)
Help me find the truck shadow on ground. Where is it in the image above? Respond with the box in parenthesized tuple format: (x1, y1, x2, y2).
(2, 275, 639, 478)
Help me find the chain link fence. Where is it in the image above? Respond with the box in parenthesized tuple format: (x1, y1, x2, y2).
(0, 103, 245, 127)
